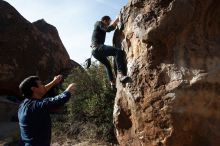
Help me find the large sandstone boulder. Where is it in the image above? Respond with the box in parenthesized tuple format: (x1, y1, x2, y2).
(0, 0, 78, 96)
(113, 0, 220, 146)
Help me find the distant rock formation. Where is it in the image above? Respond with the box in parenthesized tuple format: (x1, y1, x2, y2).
(113, 0, 220, 145)
(0, 0, 79, 96)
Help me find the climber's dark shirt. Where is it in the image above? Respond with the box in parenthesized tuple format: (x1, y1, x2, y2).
(18, 91, 71, 146)
(91, 21, 115, 46)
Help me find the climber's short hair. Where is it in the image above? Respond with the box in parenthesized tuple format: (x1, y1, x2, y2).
(19, 76, 40, 98)
(101, 15, 111, 21)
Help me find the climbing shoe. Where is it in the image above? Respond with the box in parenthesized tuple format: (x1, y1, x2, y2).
(120, 75, 132, 84)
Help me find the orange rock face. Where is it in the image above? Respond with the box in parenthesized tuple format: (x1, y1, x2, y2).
(0, 1, 78, 96)
(113, 0, 220, 145)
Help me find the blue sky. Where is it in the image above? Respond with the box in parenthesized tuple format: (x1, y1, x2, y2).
(5, 0, 128, 64)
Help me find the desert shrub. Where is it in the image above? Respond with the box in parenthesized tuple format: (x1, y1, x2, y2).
(52, 61, 117, 143)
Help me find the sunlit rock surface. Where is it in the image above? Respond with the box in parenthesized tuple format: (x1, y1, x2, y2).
(0, 0, 79, 96)
(113, 0, 220, 145)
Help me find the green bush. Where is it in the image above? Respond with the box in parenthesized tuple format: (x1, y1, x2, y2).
(52, 61, 117, 143)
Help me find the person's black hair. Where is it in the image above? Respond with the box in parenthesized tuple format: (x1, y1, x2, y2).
(101, 15, 111, 21)
(19, 76, 40, 98)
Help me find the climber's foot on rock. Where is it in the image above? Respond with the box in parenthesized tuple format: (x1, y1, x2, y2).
(120, 75, 132, 84)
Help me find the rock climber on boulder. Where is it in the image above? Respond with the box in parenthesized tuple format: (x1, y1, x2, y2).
(90, 15, 130, 90)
